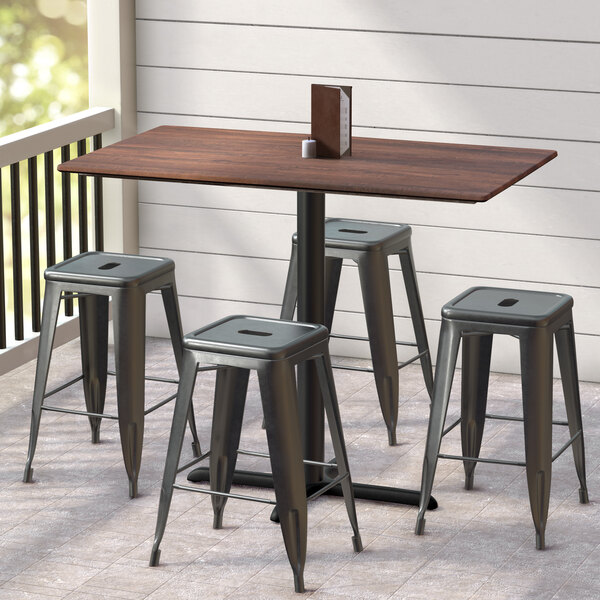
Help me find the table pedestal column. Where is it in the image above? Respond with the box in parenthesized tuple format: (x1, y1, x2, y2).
(296, 191, 325, 484)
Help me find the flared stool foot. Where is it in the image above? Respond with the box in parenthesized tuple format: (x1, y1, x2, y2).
(415, 516, 425, 536)
(213, 512, 224, 529)
(91, 426, 101, 444)
(129, 479, 138, 499)
(580, 488, 589, 504)
(149, 548, 161, 567)
(536, 531, 545, 550)
(294, 572, 305, 594)
(464, 470, 475, 491)
(387, 429, 397, 446)
(23, 467, 33, 484)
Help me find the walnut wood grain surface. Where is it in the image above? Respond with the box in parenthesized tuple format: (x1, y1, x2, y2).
(59, 126, 556, 202)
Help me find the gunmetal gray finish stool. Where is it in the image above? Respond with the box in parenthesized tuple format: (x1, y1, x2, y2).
(281, 218, 433, 446)
(23, 251, 201, 498)
(416, 286, 589, 549)
(149, 315, 362, 593)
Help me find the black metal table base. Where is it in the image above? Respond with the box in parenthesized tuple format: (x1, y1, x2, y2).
(186, 467, 438, 517)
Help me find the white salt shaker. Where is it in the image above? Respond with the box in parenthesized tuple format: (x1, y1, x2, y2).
(301, 138, 317, 159)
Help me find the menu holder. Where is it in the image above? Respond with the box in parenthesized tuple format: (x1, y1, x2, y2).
(311, 84, 352, 158)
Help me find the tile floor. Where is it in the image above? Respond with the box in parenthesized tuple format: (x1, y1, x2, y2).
(0, 338, 598, 599)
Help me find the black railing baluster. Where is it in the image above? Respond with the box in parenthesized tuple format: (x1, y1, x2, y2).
(28, 156, 41, 332)
(10, 162, 24, 340)
(0, 169, 6, 349)
(60, 145, 73, 316)
(93, 134, 103, 251)
(44, 151, 56, 267)
(2, 121, 108, 350)
(77, 138, 88, 253)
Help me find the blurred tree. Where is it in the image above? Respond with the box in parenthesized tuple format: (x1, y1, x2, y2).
(0, 1, 88, 343)
(0, 0, 88, 137)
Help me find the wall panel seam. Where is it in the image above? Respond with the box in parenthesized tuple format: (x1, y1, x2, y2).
(138, 248, 600, 291)
(135, 65, 600, 96)
(135, 110, 600, 145)
(138, 207, 600, 243)
(135, 18, 600, 45)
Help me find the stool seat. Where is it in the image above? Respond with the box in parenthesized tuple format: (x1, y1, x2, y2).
(293, 219, 412, 253)
(150, 315, 362, 592)
(416, 286, 588, 549)
(185, 316, 327, 360)
(45, 251, 174, 288)
(443, 287, 573, 326)
(283, 218, 433, 446)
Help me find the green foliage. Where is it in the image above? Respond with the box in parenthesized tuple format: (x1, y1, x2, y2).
(0, 0, 88, 136)
(0, 1, 88, 344)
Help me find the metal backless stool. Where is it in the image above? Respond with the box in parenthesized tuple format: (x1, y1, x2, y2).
(149, 315, 362, 593)
(23, 251, 201, 498)
(416, 287, 589, 549)
(281, 218, 433, 446)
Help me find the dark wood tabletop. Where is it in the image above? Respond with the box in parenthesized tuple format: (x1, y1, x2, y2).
(59, 126, 557, 203)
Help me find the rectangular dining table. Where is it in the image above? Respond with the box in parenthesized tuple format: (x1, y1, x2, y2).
(59, 126, 556, 506)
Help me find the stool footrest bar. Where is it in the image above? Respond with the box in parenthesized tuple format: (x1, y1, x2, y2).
(107, 370, 179, 385)
(177, 451, 211, 474)
(331, 364, 374, 373)
(398, 350, 429, 370)
(236, 448, 270, 459)
(438, 453, 527, 467)
(552, 430, 582, 462)
(443, 414, 569, 439)
(442, 417, 462, 437)
(144, 393, 177, 415)
(440, 430, 581, 467)
(43, 375, 84, 399)
(485, 413, 569, 427)
(331, 350, 426, 374)
(41, 405, 118, 420)
(330, 333, 418, 347)
(236, 448, 336, 469)
(173, 482, 276, 505)
(307, 473, 349, 501)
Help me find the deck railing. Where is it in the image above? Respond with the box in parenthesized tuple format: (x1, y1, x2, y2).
(0, 107, 115, 352)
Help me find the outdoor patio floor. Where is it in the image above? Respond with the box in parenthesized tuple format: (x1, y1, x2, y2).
(0, 337, 598, 599)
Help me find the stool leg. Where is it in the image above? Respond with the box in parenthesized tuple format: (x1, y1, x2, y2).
(461, 333, 493, 490)
(555, 322, 588, 504)
(23, 282, 62, 483)
(324, 257, 343, 331)
(357, 251, 399, 446)
(150, 349, 198, 567)
(399, 245, 434, 399)
(113, 288, 146, 499)
(209, 366, 250, 529)
(161, 282, 202, 458)
(280, 243, 298, 320)
(416, 319, 461, 535)
(79, 294, 109, 444)
(315, 353, 363, 552)
(259, 362, 307, 593)
(520, 329, 553, 550)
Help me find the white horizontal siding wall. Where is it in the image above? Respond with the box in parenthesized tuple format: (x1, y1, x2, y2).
(134, 1, 600, 381)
